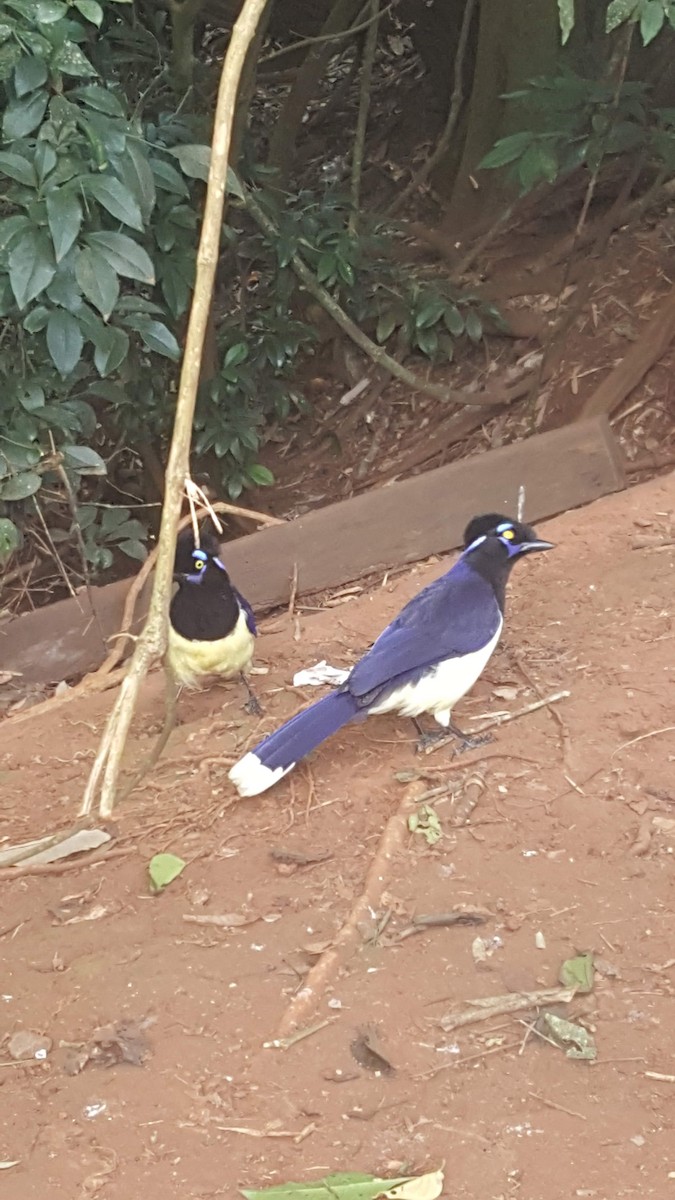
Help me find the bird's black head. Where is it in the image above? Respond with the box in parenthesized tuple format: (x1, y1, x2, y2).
(463, 513, 554, 561)
(173, 528, 229, 586)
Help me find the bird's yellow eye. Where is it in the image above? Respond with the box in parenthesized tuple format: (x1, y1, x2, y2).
(501, 528, 515, 540)
(193, 558, 206, 570)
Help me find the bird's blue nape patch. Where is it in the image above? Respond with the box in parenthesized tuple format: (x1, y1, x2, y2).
(464, 533, 487, 553)
(214, 557, 227, 572)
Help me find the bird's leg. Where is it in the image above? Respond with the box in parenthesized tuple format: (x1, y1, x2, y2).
(241, 672, 263, 717)
(446, 717, 494, 754)
(412, 717, 450, 752)
(412, 716, 494, 755)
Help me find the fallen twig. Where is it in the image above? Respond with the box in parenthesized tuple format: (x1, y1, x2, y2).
(439, 986, 577, 1032)
(528, 1091, 587, 1121)
(275, 781, 426, 1038)
(612, 726, 675, 757)
(0, 847, 130, 881)
(423, 690, 570, 755)
(264, 1018, 333, 1051)
(215, 1123, 315, 1143)
(645, 1071, 675, 1083)
(393, 910, 489, 943)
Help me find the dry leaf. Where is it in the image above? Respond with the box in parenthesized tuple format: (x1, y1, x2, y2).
(8, 1030, 52, 1060)
(384, 1169, 444, 1200)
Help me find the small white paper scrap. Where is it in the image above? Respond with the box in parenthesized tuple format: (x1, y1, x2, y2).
(292, 660, 350, 688)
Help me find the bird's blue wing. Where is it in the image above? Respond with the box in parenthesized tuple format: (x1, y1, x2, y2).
(346, 559, 501, 703)
(234, 589, 257, 637)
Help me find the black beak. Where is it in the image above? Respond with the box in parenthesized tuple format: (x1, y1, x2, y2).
(521, 538, 554, 553)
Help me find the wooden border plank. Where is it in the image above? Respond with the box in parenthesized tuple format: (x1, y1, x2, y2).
(0, 416, 625, 687)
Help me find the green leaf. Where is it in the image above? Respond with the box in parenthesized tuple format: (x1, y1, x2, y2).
(23, 304, 49, 333)
(86, 231, 155, 283)
(34, 141, 57, 185)
(120, 139, 156, 223)
(224, 341, 248, 368)
(559, 953, 594, 993)
(9, 231, 56, 308)
(73, 0, 103, 25)
(443, 304, 464, 336)
(123, 315, 180, 359)
(415, 296, 446, 330)
(46, 188, 83, 262)
(36, 0, 68, 20)
(150, 158, 189, 196)
(3, 91, 48, 139)
(516, 143, 552, 192)
(557, 0, 574, 42)
(337, 258, 354, 286)
(316, 251, 336, 283)
(72, 84, 125, 116)
(640, 0, 665, 43)
(0, 214, 32, 252)
(62, 444, 107, 475)
(0, 43, 22, 82)
(159, 256, 191, 317)
(46, 265, 83, 311)
(480, 131, 534, 169)
(0, 516, 20, 563)
(19, 384, 45, 413)
(606, 0, 639, 33)
(118, 537, 147, 561)
(247, 463, 274, 487)
(226, 166, 245, 200)
(93, 324, 129, 376)
(0, 151, 36, 188)
(168, 142, 211, 181)
(51, 41, 96, 77)
(465, 309, 483, 343)
(81, 175, 144, 231)
(2, 471, 41, 501)
(47, 308, 84, 376)
(375, 310, 397, 343)
(75, 246, 119, 319)
(415, 326, 438, 356)
(240, 1172, 415, 1200)
(14, 55, 48, 96)
(148, 853, 186, 893)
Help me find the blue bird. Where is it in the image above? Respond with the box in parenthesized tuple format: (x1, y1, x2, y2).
(228, 513, 553, 797)
(168, 528, 261, 713)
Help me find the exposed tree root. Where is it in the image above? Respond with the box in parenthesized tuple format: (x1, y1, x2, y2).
(275, 779, 425, 1038)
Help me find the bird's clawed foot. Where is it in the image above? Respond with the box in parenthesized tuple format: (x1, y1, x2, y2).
(414, 727, 450, 753)
(451, 729, 494, 755)
(412, 717, 494, 755)
(241, 673, 264, 718)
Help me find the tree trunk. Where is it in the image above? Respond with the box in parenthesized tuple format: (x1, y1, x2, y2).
(267, 0, 362, 185)
(437, 0, 562, 232)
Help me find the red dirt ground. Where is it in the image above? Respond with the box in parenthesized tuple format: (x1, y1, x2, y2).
(1, 473, 675, 1200)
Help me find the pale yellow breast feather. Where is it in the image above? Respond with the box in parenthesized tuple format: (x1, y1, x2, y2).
(167, 609, 255, 689)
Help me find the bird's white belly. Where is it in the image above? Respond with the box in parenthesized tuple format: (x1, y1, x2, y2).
(167, 609, 255, 689)
(368, 622, 502, 726)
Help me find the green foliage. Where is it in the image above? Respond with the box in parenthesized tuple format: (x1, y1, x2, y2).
(75, 503, 147, 570)
(479, 65, 675, 193)
(0, 0, 238, 573)
(606, 0, 675, 44)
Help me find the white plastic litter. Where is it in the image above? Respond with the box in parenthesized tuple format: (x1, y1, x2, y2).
(292, 660, 350, 687)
